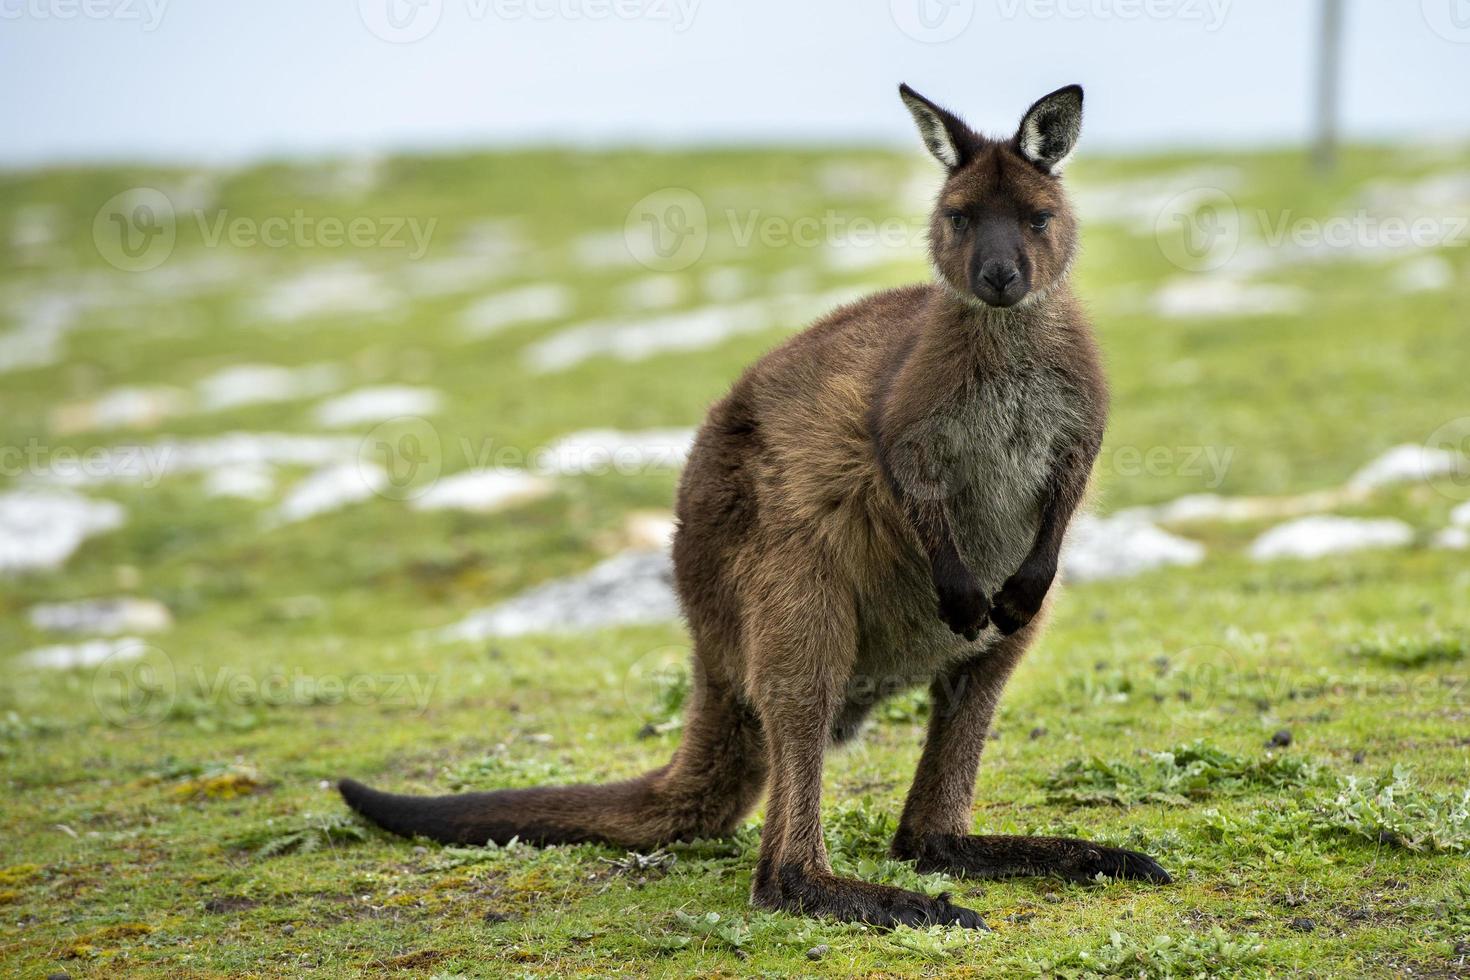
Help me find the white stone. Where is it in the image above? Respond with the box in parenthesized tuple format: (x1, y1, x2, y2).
(1134, 489, 1346, 525)
(50, 386, 191, 434)
(823, 238, 920, 271)
(1432, 526, 1469, 551)
(0, 490, 125, 574)
(273, 463, 386, 524)
(624, 511, 678, 550)
(1062, 513, 1206, 582)
(411, 468, 553, 513)
(572, 230, 637, 270)
(459, 284, 573, 337)
(1391, 256, 1453, 293)
(1072, 166, 1243, 232)
(1151, 277, 1305, 318)
(1347, 443, 1467, 492)
(535, 428, 696, 476)
(701, 266, 751, 302)
(253, 263, 396, 322)
(202, 463, 276, 501)
(1249, 516, 1414, 561)
(0, 292, 78, 374)
(441, 549, 679, 640)
(402, 255, 508, 297)
(18, 636, 148, 670)
(525, 290, 858, 372)
(33, 433, 360, 487)
(312, 386, 444, 427)
(29, 597, 173, 635)
(195, 362, 343, 412)
(615, 275, 687, 311)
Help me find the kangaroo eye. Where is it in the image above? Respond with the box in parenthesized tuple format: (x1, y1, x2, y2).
(948, 212, 969, 232)
(1030, 212, 1053, 232)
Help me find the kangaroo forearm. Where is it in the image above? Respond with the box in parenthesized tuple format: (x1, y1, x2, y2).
(990, 433, 1099, 635)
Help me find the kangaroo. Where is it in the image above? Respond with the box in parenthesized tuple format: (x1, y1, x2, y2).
(340, 83, 1171, 928)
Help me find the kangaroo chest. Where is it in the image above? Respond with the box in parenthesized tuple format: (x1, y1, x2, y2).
(945, 360, 1080, 591)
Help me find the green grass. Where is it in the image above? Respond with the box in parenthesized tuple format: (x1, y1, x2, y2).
(2, 141, 1469, 977)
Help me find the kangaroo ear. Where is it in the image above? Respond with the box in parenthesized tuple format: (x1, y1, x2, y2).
(1016, 84, 1084, 174)
(899, 84, 973, 171)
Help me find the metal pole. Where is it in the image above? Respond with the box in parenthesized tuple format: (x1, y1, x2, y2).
(1313, 0, 1345, 171)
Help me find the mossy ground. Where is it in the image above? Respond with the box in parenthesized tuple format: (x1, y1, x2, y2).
(2, 142, 1468, 976)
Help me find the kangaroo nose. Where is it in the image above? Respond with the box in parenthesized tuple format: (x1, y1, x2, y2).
(980, 261, 1020, 292)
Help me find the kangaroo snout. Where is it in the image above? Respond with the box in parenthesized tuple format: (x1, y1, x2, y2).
(974, 258, 1026, 307)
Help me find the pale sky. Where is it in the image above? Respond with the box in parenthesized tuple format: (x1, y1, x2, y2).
(2, 0, 1468, 166)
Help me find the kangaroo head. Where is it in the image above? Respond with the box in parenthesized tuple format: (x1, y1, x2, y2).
(899, 83, 1083, 309)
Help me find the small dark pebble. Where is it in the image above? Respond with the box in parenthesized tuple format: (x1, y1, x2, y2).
(1453, 941, 1470, 955)
(807, 944, 829, 961)
(282, 925, 295, 936)
(1268, 729, 1293, 748)
(636, 723, 658, 740)
(1288, 917, 1316, 932)
(1352, 750, 1366, 764)
(484, 910, 512, 924)
(1029, 726, 1047, 740)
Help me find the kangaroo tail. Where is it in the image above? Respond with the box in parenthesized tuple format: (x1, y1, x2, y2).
(340, 680, 766, 849)
(339, 774, 661, 846)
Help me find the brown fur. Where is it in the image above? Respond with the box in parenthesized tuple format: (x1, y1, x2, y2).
(340, 84, 1170, 929)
